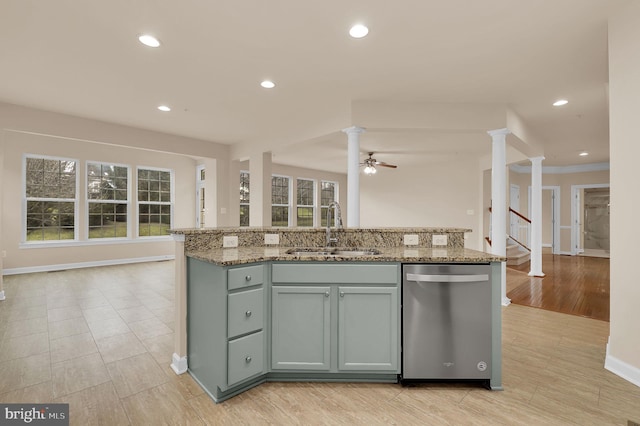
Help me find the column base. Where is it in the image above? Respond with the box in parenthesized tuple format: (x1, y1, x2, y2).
(502, 296, 511, 306)
(528, 271, 546, 278)
(171, 353, 188, 375)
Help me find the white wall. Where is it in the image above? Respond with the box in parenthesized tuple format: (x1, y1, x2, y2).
(360, 157, 482, 249)
(608, 1, 640, 385)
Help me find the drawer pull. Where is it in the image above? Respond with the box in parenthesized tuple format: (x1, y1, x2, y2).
(245, 356, 252, 363)
(324, 291, 330, 297)
(340, 291, 345, 297)
(245, 310, 252, 317)
(245, 275, 252, 281)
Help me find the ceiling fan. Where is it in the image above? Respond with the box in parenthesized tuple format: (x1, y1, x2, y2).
(360, 152, 398, 175)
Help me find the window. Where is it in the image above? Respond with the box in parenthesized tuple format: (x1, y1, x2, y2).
(320, 181, 338, 227)
(25, 156, 77, 241)
(240, 171, 250, 227)
(296, 178, 315, 227)
(271, 175, 290, 227)
(87, 162, 129, 238)
(138, 168, 172, 236)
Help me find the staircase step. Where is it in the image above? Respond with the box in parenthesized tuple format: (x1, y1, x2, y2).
(507, 252, 530, 266)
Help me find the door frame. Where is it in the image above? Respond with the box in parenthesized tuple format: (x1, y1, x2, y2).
(195, 164, 206, 228)
(571, 183, 610, 256)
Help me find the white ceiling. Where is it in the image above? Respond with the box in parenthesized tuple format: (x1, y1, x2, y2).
(0, 0, 621, 172)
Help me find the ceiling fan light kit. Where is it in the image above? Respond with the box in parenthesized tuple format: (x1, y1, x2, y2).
(361, 152, 397, 175)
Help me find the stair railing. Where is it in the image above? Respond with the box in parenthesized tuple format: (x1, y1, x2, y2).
(486, 207, 532, 252)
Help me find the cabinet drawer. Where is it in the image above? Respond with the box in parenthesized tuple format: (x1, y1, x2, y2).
(228, 331, 264, 386)
(228, 264, 264, 290)
(228, 288, 264, 339)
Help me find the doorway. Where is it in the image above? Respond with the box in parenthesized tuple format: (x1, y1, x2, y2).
(572, 184, 610, 257)
(528, 186, 560, 254)
(196, 165, 206, 228)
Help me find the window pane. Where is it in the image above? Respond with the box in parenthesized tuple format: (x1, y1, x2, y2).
(240, 172, 250, 203)
(88, 202, 128, 239)
(321, 181, 336, 207)
(26, 201, 75, 241)
(88, 163, 128, 201)
(297, 207, 314, 227)
(272, 206, 289, 227)
(240, 205, 250, 227)
(297, 179, 314, 205)
(271, 176, 289, 205)
(26, 157, 76, 199)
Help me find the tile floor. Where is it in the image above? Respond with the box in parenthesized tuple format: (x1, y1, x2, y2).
(1, 261, 639, 425)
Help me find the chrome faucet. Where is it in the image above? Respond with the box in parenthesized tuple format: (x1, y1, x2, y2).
(326, 201, 343, 246)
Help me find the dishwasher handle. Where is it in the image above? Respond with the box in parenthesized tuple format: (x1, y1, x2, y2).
(406, 273, 489, 283)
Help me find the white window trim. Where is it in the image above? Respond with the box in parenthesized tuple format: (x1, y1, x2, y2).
(136, 166, 174, 238)
(296, 178, 317, 227)
(86, 160, 131, 240)
(272, 174, 292, 227)
(22, 153, 80, 245)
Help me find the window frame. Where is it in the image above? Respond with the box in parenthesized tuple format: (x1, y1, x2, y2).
(296, 178, 316, 227)
(22, 154, 80, 245)
(271, 174, 292, 227)
(136, 166, 174, 239)
(86, 160, 131, 240)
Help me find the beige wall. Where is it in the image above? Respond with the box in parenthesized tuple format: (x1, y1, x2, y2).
(608, 1, 640, 380)
(360, 157, 483, 250)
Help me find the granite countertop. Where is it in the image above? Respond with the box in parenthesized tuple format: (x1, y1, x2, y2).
(186, 246, 505, 266)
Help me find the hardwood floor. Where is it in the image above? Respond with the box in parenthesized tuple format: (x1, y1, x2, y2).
(2, 261, 637, 425)
(507, 254, 610, 321)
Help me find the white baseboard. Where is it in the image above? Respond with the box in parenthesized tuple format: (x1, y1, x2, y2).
(2, 255, 174, 276)
(605, 340, 640, 388)
(171, 353, 188, 375)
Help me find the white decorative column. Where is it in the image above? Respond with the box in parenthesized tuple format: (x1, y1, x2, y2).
(171, 233, 188, 374)
(488, 128, 511, 306)
(342, 126, 365, 227)
(529, 156, 546, 277)
(249, 152, 272, 226)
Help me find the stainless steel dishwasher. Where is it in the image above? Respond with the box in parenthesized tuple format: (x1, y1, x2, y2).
(402, 263, 492, 382)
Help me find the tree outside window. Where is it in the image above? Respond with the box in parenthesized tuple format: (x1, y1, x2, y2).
(320, 181, 338, 227)
(25, 156, 77, 241)
(296, 178, 315, 227)
(240, 171, 250, 227)
(138, 168, 172, 236)
(87, 162, 129, 238)
(271, 175, 290, 227)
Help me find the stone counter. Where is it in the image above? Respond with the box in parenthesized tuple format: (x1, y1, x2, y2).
(186, 246, 503, 266)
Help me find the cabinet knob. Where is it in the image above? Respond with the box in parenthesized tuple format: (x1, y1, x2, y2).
(245, 310, 252, 317)
(245, 275, 252, 281)
(245, 356, 252, 363)
(340, 291, 345, 297)
(324, 291, 330, 297)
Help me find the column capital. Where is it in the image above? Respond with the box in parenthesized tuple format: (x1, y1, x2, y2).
(529, 156, 545, 164)
(342, 126, 366, 135)
(487, 128, 511, 138)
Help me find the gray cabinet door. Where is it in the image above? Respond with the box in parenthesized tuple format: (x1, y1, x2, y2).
(272, 286, 331, 370)
(338, 286, 399, 372)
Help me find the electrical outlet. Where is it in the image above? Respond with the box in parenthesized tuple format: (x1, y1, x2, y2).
(467, 209, 475, 215)
(432, 234, 448, 246)
(223, 236, 238, 248)
(404, 234, 419, 245)
(264, 234, 279, 245)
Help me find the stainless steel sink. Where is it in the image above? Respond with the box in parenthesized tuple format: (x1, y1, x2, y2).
(285, 248, 381, 256)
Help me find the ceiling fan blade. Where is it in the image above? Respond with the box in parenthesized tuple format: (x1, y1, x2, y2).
(377, 163, 398, 168)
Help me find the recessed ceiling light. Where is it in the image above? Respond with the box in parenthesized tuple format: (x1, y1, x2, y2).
(553, 99, 569, 106)
(579, 151, 589, 157)
(157, 105, 171, 112)
(349, 24, 369, 38)
(138, 34, 161, 48)
(260, 80, 276, 89)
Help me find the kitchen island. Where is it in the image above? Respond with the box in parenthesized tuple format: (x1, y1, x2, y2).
(170, 227, 504, 402)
